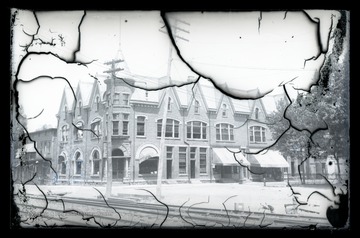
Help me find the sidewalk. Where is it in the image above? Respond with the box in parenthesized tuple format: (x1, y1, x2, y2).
(13, 181, 339, 218)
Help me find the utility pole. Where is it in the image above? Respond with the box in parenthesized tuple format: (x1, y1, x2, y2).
(156, 18, 190, 199)
(104, 59, 123, 198)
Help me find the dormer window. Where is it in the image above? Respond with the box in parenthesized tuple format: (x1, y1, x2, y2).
(167, 97, 172, 111)
(194, 100, 200, 114)
(255, 108, 259, 120)
(95, 96, 100, 112)
(78, 101, 82, 116)
(222, 103, 227, 117)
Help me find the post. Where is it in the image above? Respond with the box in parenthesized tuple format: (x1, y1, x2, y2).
(156, 93, 169, 199)
(104, 59, 123, 198)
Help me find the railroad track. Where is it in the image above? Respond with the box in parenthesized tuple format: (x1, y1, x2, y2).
(15, 194, 331, 228)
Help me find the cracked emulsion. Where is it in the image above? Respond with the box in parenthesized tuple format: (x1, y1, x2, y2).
(10, 10, 349, 229)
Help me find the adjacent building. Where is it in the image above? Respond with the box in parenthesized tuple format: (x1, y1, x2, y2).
(13, 128, 57, 185)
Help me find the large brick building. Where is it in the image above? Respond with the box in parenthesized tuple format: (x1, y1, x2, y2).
(53, 72, 289, 185)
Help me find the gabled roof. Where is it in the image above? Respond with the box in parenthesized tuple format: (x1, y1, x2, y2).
(198, 78, 222, 110)
(231, 99, 252, 114)
(173, 84, 193, 107)
(261, 96, 278, 115)
(76, 80, 94, 107)
(131, 87, 160, 104)
(58, 85, 76, 115)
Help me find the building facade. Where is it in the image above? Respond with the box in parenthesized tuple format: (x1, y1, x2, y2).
(52, 74, 286, 185)
(13, 128, 57, 185)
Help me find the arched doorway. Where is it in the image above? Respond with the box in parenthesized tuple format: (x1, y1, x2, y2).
(112, 148, 126, 181)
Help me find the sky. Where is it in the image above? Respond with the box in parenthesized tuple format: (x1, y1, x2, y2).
(11, 10, 342, 132)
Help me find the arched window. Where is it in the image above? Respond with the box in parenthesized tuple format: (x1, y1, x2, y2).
(186, 121, 207, 139)
(58, 155, 66, 175)
(167, 97, 172, 111)
(157, 119, 180, 138)
(216, 123, 234, 141)
(61, 125, 69, 142)
(74, 122, 84, 140)
(194, 100, 200, 114)
(91, 150, 101, 175)
(255, 108, 259, 120)
(249, 126, 266, 143)
(74, 151, 82, 175)
(222, 103, 227, 117)
(91, 118, 102, 138)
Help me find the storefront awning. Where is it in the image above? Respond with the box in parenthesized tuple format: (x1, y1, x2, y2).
(248, 150, 289, 168)
(213, 148, 250, 166)
(139, 147, 159, 163)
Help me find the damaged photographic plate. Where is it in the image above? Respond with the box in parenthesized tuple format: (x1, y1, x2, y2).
(10, 10, 350, 230)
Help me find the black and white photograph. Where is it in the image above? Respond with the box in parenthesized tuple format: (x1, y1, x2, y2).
(10, 9, 350, 230)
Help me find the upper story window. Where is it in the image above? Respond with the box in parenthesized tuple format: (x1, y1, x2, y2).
(216, 123, 234, 141)
(122, 93, 130, 106)
(61, 125, 69, 142)
(186, 121, 207, 140)
(194, 100, 200, 114)
(136, 116, 146, 136)
(250, 126, 266, 143)
(167, 97, 172, 111)
(74, 122, 84, 140)
(113, 93, 120, 105)
(222, 103, 227, 117)
(95, 96, 100, 112)
(122, 114, 129, 136)
(112, 113, 120, 136)
(255, 108, 259, 120)
(91, 119, 102, 138)
(64, 106, 67, 120)
(157, 119, 180, 138)
(78, 101, 82, 116)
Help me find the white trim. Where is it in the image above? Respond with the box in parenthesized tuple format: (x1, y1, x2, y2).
(135, 144, 160, 160)
(90, 147, 102, 176)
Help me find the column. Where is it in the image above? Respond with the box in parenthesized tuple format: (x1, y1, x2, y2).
(125, 158, 129, 178)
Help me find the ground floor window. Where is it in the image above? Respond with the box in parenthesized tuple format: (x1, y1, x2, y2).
(58, 156, 66, 175)
(199, 148, 207, 174)
(179, 147, 187, 174)
(139, 157, 158, 175)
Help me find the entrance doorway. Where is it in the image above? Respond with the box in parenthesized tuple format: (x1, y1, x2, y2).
(190, 160, 195, 179)
(112, 149, 125, 181)
(167, 160, 172, 179)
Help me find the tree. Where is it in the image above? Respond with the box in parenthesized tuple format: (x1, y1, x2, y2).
(268, 12, 349, 184)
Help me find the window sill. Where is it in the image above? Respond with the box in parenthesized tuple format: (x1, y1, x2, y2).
(156, 137, 181, 140)
(249, 142, 267, 144)
(74, 139, 83, 142)
(91, 136, 102, 140)
(136, 136, 146, 139)
(186, 139, 208, 142)
(215, 140, 236, 143)
(73, 175, 82, 177)
(90, 175, 100, 177)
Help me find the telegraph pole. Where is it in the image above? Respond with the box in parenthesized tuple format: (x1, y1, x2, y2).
(104, 59, 123, 198)
(156, 18, 190, 199)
